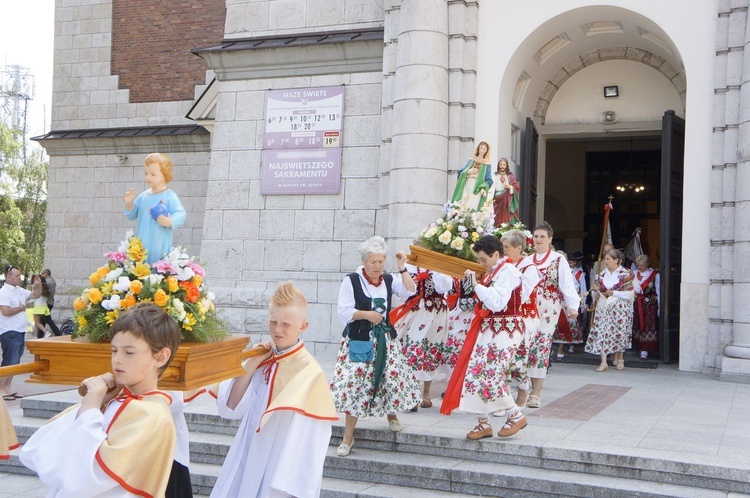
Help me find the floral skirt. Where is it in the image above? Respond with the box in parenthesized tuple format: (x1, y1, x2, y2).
(528, 297, 561, 379)
(585, 297, 633, 355)
(552, 310, 583, 344)
(330, 336, 421, 418)
(459, 317, 526, 415)
(507, 315, 536, 391)
(442, 308, 474, 374)
(396, 308, 450, 382)
(633, 296, 659, 352)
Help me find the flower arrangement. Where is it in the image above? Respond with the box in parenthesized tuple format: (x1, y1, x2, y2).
(416, 201, 494, 261)
(492, 221, 534, 254)
(71, 231, 227, 343)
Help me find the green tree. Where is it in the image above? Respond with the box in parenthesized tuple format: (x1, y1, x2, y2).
(0, 121, 47, 275)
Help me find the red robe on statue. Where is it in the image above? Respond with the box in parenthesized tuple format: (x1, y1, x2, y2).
(493, 172, 521, 226)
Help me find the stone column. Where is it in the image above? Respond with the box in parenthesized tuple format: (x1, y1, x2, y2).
(386, 0, 450, 249)
(723, 1, 750, 381)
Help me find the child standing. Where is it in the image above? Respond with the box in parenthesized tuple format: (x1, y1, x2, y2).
(20, 303, 180, 497)
(30, 274, 51, 339)
(210, 281, 337, 498)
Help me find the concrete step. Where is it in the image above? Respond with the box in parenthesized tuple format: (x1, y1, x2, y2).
(323, 446, 730, 498)
(9, 394, 750, 496)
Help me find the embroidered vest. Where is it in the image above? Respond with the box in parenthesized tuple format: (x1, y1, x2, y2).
(342, 272, 394, 341)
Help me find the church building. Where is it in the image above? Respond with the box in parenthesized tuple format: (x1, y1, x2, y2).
(36, 0, 750, 382)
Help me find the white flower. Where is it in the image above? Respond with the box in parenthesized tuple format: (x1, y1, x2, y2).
(101, 295, 121, 311)
(476, 226, 484, 233)
(147, 274, 164, 285)
(458, 225, 467, 232)
(450, 237, 465, 250)
(206, 291, 216, 301)
(438, 230, 452, 245)
(103, 268, 123, 282)
(436, 218, 444, 225)
(424, 226, 438, 238)
(113, 276, 132, 293)
(176, 266, 195, 282)
(172, 298, 187, 321)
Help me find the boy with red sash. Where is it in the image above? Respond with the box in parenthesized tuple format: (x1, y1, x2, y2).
(441, 235, 528, 439)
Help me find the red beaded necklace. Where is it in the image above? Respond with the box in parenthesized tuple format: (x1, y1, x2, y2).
(363, 271, 383, 287)
(532, 249, 551, 266)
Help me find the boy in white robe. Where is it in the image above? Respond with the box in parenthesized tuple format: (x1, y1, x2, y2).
(210, 281, 337, 498)
(20, 303, 180, 497)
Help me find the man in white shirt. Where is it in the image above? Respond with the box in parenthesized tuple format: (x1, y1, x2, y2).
(0, 265, 37, 400)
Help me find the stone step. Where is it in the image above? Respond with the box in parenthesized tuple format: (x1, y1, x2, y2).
(322, 446, 730, 498)
(11, 395, 750, 496)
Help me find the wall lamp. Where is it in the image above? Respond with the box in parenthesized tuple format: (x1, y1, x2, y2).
(604, 85, 619, 98)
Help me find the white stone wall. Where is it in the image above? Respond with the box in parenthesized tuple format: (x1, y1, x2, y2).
(201, 71, 383, 353)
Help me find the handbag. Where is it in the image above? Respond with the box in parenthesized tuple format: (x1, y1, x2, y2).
(348, 339, 374, 363)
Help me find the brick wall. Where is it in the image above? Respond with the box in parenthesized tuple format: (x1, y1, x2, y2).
(111, 0, 226, 103)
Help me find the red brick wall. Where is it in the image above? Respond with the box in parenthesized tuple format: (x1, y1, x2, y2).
(112, 0, 226, 103)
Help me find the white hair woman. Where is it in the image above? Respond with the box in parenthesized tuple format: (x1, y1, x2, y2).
(329, 236, 421, 457)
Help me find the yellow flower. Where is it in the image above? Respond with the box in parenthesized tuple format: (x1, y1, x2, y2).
(153, 288, 169, 307)
(182, 312, 197, 331)
(100, 282, 114, 296)
(87, 288, 103, 305)
(131, 263, 151, 279)
(77, 316, 88, 329)
(127, 244, 147, 263)
(450, 237, 465, 250)
(191, 275, 202, 287)
(121, 293, 137, 309)
(196, 301, 206, 317)
(166, 276, 179, 293)
(130, 280, 143, 295)
(471, 232, 480, 242)
(438, 230, 452, 245)
(73, 297, 87, 311)
(105, 309, 120, 325)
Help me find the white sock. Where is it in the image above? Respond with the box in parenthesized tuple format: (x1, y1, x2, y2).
(506, 405, 520, 417)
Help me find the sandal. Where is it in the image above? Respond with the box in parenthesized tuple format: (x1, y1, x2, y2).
(2, 394, 15, 402)
(527, 395, 541, 408)
(420, 399, 433, 409)
(10, 393, 23, 399)
(466, 421, 493, 440)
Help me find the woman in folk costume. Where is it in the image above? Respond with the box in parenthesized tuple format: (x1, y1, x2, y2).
(441, 235, 528, 439)
(632, 254, 660, 360)
(491, 158, 521, 226)
(330, 236, 420, 457)
(494, 229, 541, 416)
(391, 265, 453, 410)
(554, 252, 587, 359)
(585, 248, 635, 371)
(0, 396, 19, 461)
(451, 141, 494, 211)
(527, 222, 581, 409)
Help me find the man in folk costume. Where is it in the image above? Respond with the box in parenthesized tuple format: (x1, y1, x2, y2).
(210, 282, 337, 498)
(441, 235, 528, 439)
(526, 222, 581, 409)
(632, 254, 660, 359)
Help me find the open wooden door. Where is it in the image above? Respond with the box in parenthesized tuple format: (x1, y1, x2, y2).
(520, 117, 538, 227)
(659, 110, 684, 363)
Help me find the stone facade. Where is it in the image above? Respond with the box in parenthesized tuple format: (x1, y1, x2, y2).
(39, 0, 750, 379)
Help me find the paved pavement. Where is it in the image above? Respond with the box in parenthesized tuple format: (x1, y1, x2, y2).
(3, 334, 750, 496)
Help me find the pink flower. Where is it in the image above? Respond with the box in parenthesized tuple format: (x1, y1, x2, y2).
(186, 261, 206, 276)
(152, 260, 177, 274)
(104, 251, 127, 263)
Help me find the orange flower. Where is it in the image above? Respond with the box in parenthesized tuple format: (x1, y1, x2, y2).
(191, 275, 202, 287)
(87, 288, 103, 305)
(153, 288, 169, 307)
(73, 297, 87, 311)
(121, 293, 137, 309)
(179, 281, 200, 304)
(166, 276, 179, 293)
(89, 266, 108, 286)
(129, 280, 143, 295)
